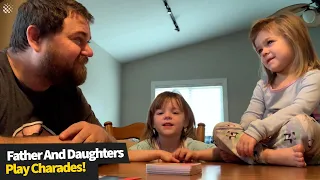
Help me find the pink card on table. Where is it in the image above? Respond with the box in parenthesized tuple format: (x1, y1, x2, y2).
(146, 163, 202, 176)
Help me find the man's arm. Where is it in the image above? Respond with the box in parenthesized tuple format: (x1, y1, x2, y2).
(58, 121, 117, 143)
(0, 136, 71, 144)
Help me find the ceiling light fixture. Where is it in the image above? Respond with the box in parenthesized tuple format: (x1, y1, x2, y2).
(162, 0, 180, 32)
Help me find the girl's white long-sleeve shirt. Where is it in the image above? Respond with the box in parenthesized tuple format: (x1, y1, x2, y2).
(240, 69, 320, 142)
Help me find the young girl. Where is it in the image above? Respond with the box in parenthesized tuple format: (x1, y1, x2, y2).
(128, 91, 222, 162)
(213, 12, 320, 167)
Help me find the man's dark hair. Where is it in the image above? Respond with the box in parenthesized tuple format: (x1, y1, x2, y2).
(9, 0, 94, 53)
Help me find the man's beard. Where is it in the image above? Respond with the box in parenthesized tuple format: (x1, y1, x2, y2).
(40, 49, 88, 87)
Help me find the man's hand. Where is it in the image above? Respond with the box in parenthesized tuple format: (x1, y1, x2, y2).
(172, 148, 198, 162)
(59, 121, 115, 143)
(236, 133, 257, 157)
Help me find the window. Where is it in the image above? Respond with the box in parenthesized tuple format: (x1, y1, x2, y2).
(151, 78, 228, 137)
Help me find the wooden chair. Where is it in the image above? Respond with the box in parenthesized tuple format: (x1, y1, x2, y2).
(104, 121, 146, 140)
(196, 123, 205, 142)
(104, 121, 206, 142)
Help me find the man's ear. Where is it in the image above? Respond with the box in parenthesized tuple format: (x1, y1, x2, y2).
(26, 25, 42, 52)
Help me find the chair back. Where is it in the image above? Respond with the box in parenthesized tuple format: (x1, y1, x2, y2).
(104, 121, 146, 140)
(104, 121, 206, 142)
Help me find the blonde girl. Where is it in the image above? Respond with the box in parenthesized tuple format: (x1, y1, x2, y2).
(214, 12, 320, 167)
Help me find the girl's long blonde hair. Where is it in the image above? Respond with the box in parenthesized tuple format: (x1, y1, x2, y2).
(249, 12, 320, 85)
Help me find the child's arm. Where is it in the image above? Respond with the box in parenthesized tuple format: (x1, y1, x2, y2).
(245, 70, 320, 143)
(172, 148, 222, 162)
(128, 150, 179, 162)
(194, 148, 222, 161)
(240, 80, 265, 130)
(175, 139, 223, 162)
(128, 139, 179, 162)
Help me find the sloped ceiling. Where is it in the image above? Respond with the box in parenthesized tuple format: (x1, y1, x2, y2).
(77, 0, 311, 63)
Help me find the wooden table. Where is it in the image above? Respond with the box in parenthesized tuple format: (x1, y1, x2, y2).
(99, 162, 320, 180)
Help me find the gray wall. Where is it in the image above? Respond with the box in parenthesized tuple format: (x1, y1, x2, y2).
(80, 42, 121, 126)
(120, 28, 320, 126)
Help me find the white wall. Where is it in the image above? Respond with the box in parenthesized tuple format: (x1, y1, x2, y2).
(80, 42, 121, 126)
(120, 28, 320, 126)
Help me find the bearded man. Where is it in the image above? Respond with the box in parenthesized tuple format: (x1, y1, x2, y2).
(0, 0, 115, 144)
